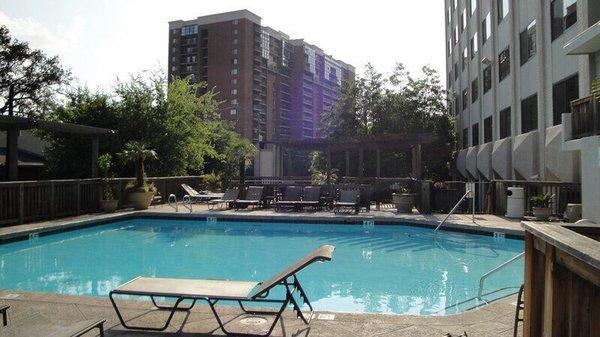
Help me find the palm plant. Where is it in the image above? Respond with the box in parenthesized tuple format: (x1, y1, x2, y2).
(118, 141, 158, 190)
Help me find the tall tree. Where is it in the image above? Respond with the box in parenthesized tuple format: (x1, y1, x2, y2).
(319, 63, 456, 180)
(0, 26, 69, 117)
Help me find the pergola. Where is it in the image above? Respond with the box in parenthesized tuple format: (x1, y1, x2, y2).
(0, 115, 117, 181)
(268, 132, 437, 181)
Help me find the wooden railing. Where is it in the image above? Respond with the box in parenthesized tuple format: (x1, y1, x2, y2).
(571, 95, 600, 139)
(0, 176, 203, 226)
(521, 222, 600, 337)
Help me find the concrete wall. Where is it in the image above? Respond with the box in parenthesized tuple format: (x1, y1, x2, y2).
(564, 136, 600, 223)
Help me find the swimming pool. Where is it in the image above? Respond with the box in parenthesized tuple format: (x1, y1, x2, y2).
(0, 217, 523, 315)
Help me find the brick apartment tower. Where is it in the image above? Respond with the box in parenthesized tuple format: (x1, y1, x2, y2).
(168, 10, 354, 144)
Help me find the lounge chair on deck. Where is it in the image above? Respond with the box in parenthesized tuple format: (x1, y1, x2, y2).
(334, 189, 360, 214)
(181, 184, 224, 203)
(1, 304, 8, 326)
(275, 186, 302, 211)
(234, 186, 265, 209)
(0, 307, 105, 337)
(109, 245, 335, 336)
(207, 188, 239, 210)
(299, 186, 322, 210)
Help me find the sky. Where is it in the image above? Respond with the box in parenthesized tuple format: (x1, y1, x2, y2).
(0, 0, 446, 90)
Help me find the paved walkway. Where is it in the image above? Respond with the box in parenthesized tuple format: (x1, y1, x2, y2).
(0, 291, 521, 337)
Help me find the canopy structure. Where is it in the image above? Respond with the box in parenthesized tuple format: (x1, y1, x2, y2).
(0, 115, 117, 181)
(262, 132, 437, 181)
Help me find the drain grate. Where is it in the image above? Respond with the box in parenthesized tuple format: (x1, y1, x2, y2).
(240, 317, 268, 325)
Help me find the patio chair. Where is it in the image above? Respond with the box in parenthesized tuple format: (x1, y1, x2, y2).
(1, 304, 8, 326)
(109, 245, 335, 336)
(0, 309, 105, 337)
(298, 186, 322, 211)
(181, 184, 224, 204)
(207, 188, 239, 210)
(275, 186, 303, 211)
(334, 189, 360, 214)
(234, 186, 265, 209)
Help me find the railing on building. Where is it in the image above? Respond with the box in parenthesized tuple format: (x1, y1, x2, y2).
(0, 176, 203, 226)
(571, 95, 600, 139)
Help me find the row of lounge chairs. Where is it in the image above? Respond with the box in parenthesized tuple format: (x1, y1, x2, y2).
(181, 184, 363, 214)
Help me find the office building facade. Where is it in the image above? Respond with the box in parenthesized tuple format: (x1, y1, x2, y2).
(168, 10, 354, 144)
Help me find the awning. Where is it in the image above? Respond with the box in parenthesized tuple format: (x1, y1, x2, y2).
(564, 21, 600, 55)
(0, 115, 116, 136)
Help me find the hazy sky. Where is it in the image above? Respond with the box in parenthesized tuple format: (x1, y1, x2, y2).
(0, 0, 446, 90)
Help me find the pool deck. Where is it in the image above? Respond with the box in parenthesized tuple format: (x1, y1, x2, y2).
(0, 203, 525, 243)
(0, 290, 521, 337)
(0, 206, 525, 336)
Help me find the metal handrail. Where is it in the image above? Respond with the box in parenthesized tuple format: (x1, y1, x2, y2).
(477, 252, 524, 300)
(434, 190, 471, 234)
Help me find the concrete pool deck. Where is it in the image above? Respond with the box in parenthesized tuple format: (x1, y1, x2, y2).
(0, 203, 525, 243)
(0, 290, 521, 337)
(0, 206, 525, 336)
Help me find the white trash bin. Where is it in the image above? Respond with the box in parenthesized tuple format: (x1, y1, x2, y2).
(506, 187, 525, 218)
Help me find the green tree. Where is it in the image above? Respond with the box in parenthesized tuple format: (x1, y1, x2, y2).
(319, 63, 456, 180)
(43, 71, 252, 180)
(0, 26, 69, 117)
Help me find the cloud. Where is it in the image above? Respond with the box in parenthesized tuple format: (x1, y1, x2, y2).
(0, 10, 85, 55)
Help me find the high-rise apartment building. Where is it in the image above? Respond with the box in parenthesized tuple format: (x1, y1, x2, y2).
(168, 10, 354, 144)
(445, 0, 599, 184)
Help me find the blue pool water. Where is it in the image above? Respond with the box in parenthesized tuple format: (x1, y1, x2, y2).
(0, 218, 524, 315)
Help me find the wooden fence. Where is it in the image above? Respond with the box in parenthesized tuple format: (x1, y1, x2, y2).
(522, 222, 600, 336)
(0, 176, 203, 226)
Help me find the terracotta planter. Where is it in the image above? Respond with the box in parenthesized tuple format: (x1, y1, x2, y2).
(129, 191, 155, 210)
(532, 207, 551, 221)
(100, 199, 118, 213)
(393, 193, 416, 213)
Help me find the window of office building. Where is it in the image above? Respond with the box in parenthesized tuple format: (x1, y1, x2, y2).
(232, 38, 238, 45)
(551, 0, 577, 41)
(472, 78, 478, 103)
(470, 33, 478, 59)
(231, 68, 238, 75)
(233, 29, 238, 35)
(520, 20, 537, 66)
(231, 89, 237, 95)
(483, 65, 492, 93)
(482, 13, 492, 43)
(181, 25, 198, 36)
(499, 47, 510, 82)
(454, 26, 459, 44)
(453, 0, 458, 10)
(552, 73, 579, 125)
(499, 107, 511, 139)
(484, 116, 493, 143)
(230, 108, 237, 115)
(521, 94, 538, 133)
(184, 65, 193, 73)
(463, 128, 469, 148)
(470, 0, 477, 15)
(447, 6, 451, 24)
(231, 78, 237, 85)
(472, 123, 479, 146)
(232, 48, 238, 55)
(447, 39, 452, 56)
(461, 9, 467, 31)
(463, 88, 469, 110)
(462, 47, 468, 69)
(232, 19, 239, 25)
(498, 0, 509, 24)
(231, 99, 237, 105)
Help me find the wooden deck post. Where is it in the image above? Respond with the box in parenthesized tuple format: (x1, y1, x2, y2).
(326, 150, 332, 184)
(91, 137, 99, 178)
(345, 150, 350, 177)
(6, 129, 19, 181)
(376, 149, 381, 178)
(358, 149, 364, 178)
(411, 144, 422, 179)
(18, 183, 24, 224)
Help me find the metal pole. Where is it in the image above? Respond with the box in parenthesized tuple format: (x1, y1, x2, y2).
(472, 187, 475, 223)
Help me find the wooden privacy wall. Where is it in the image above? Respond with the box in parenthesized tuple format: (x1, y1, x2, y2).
(522, 223, 600, 337)
(0, 176, 203, 225)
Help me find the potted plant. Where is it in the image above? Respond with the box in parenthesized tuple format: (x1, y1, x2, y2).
(530, 193, 552, 221)
(118, 141, 158, 210)
(98, 153, 118, 213)
(392, 184, 416, 213)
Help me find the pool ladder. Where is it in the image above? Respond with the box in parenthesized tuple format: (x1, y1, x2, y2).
(476, 252, 524, 300)
(433, 189, 472, 236)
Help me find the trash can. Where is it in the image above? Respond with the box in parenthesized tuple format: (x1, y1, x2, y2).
(506, 187, 525, 218)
